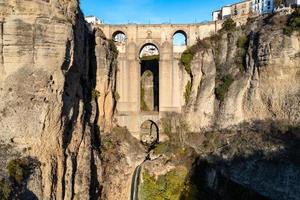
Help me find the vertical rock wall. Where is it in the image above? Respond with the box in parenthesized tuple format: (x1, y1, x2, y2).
(184, 19, 300, 131)
(0, 0, 117, 199)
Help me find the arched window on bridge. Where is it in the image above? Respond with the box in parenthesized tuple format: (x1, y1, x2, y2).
(139, 44, 159, 112)
(173, 30, 187, 53)
(112, 31, 127, 43)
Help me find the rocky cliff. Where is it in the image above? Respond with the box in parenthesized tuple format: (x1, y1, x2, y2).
(0, 1, 300, 200)
(140, 15, 300, 200)
(184, 15, 300, 131)
(0, 0, 117, 199)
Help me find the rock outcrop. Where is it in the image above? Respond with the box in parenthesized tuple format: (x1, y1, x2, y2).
(184, 16, 300, 132)
(0, 0, 117, 199)
(1, 1, 300, 199)
(152, 15, 300, 200)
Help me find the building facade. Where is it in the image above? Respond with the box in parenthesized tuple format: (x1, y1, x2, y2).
(212, 0, 252, 21)
(231, 0, 252, 18)
(252, 0, 274, 14)
(212, 10, 222, 21)
(85, 16, 103, 25)
(222, 6, 232, 19)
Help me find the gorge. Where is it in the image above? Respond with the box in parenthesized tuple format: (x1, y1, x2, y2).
(0, 0, 300, 200)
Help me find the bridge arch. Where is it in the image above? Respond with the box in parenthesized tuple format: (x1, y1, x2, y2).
(137, 41, 160, 59)
(112, 30, 127, 43)
(139, 43, 160, 112)
(140, 120, 159, 146)
(172, 30, 188, 46)
(98, 22, 222, 135)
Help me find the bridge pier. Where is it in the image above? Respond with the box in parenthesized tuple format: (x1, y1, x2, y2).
(97, 22, 223, 137)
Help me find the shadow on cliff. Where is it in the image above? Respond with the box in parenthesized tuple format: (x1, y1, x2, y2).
(181, 120, 300, 200)
(58, 13, 102, 199)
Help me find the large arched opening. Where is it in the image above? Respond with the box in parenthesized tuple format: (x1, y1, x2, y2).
(173, 30, 187, 53)
(139, 43, 159, 112)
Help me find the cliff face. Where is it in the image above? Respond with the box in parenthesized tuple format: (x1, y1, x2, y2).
(184, 16, 300, 131)
(0, 0, 117, 199)
(1, 1, 300, 199)
(153, 15, 300, 200)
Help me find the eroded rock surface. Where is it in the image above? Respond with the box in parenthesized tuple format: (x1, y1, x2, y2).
(0, 0, 117, 199)
(184, 17, 300, 131)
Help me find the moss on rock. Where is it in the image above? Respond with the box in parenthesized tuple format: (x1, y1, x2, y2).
(215, 74, 234, 102)
(139, 166, 188, 200)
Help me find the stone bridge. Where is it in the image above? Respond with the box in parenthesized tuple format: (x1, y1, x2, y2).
(97, 22, 223, 139)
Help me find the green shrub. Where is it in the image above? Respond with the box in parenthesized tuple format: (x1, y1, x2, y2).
(222, 18, 236, 32)
(140, 55, 160, 61)
(237, 35, 249, 49)
(246, 17, 256, 26)
(284, 26, 294, 35)
(108, 39, 119, 57)
(7, 159, 27, 184)
(215, 74, 234, 102)
(92, 89, 101, 99)
(235, 35, 249, 72)
(153, 142, 170, 155)
(114, 91, 120, 101)
(181, 50, 194, 75)
(0, 179, 11, 200)
(184, 81, 192, 104)
(139, 167, 188, 200)
(284, 7, 300, 35)
(196, 38, 211, 49)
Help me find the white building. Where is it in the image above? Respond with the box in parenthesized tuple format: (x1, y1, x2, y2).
(222, 6, 232, 19)
(252, 0, 274, 14)
(212, 5, 233, 21)
(212, 10, 222, 21)
(212, 1, 252, 21)
(85, 16, 103, 25)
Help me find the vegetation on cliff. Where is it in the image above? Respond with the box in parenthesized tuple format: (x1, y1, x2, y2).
(215, 74, 234, 102)
(151, 113, 300, 199)
(140, 55, 160, 61)
(221, 18, 237, 32)
(0, 157, 40, 200)
(180, 38, 211, 104)
(139, 167, 188, 200)
(284, 7, 300, 35)
(184, 81, 192, 104)
(0, 179, 11, 200)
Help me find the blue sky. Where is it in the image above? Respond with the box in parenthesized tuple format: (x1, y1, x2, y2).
(81, 0, 241, 24)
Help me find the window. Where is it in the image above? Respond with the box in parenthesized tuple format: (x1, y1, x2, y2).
(112, 31, 126, 43)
